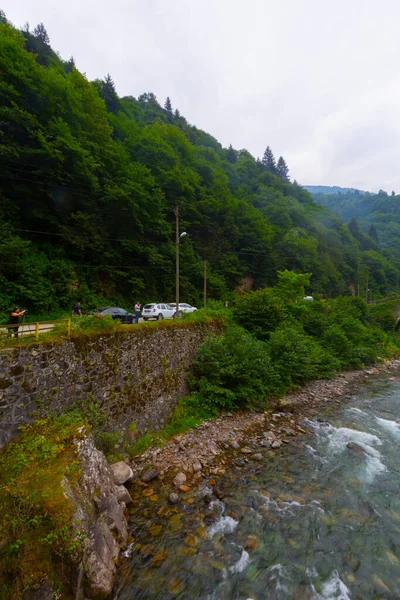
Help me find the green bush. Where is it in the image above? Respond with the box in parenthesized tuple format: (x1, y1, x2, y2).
(188, 325, 283, 411)
(268, 324, 339, 387)
(368, 301, 399, 332)
(70, 313, 120, 334)
(233, 288, 288, 340)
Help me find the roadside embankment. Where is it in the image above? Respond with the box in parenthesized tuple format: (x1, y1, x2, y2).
(0, 319, 222, 448)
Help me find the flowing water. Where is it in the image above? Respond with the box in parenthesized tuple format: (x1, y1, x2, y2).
(113, 375, 400, 599)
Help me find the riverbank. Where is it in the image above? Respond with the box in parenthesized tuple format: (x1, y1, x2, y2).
(115, 361, 400, 600)
(127, 358, 400, 496)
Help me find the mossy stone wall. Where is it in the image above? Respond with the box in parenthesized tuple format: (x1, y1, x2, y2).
(0, 321, 221, 447)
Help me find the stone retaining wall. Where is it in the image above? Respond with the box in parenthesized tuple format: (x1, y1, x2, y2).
(0, 321, 221, 447)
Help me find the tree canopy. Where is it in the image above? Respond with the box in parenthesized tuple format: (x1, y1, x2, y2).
(0, 16, 399, 314)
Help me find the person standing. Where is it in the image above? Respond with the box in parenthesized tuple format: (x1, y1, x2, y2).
(134, 302, 141, 324)
(7, 307, 27, 338)
(72, 301, 82, 317)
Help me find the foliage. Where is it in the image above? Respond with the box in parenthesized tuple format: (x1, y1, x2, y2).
(275, 269, 312, 302)
(70, 313, 120, 334)
(233, 288, 288, 340)
(188, 325, 283, 410)
(1, 16, 400, 316)
(268, 324, 339, 386)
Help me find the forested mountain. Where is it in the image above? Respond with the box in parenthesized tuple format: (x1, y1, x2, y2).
(310, 188, 400, 264)
(305, 186, 366, 195)
(1, 14, 400, 312)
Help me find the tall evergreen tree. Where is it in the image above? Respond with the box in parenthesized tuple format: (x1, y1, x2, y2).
(101, 73, 119, 113)
(368, 224, 379, 243)
(276, 156, 290, 182)
(174, 108, 181, 119)
(33, 22, 50, 44)
(227, 144, 237, 164)
(64, 56, 75, 73)
(262, 146, 276, 173)
(0, 10, 8, 24)
(164, 96, 173, 121)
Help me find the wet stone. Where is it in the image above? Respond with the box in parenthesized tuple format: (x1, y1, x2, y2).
(168, 493, 179, 505)
(230, 440, 240, 450)
(141, 467, 160, 483)
(252, 453, 263, 461)
(234, 457, 245, 467)
(173, 472, 187, 488)
(271, 440, 282, 449)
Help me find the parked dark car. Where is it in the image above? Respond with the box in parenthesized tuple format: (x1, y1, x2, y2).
(91, 307, 135, 323)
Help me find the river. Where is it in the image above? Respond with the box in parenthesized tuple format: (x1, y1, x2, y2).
(112, 374, 400, 599)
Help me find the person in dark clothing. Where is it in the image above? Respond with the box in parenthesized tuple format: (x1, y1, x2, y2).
(7, 307, 27, 338)
(72, 301, 82, 317)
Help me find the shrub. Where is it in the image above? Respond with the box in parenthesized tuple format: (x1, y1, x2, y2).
(233, 288, 288, 340)
(70, 313, 120, 334)
(268, 324, 339, 387)
(188, 325, 283, 411)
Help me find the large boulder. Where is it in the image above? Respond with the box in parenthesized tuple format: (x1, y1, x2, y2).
(110, 461, 134, 485)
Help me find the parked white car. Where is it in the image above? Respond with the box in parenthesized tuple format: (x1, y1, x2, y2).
(168, 303, 198, 314)
(141, 303, 176, 321)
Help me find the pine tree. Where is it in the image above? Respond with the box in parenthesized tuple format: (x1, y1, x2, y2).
(174, 108, 181, 119)
(262, 146, 276, 173)
(33, 23, 50, 44)
(164, 97, 173, 121)
(368, 224, 379, 243)
(64, 56, 76, 73)
(0, 10, 8, 24)
(276, 156, 290, 182)
(227, 144, 237, 164)
(101, 74, 119, 113)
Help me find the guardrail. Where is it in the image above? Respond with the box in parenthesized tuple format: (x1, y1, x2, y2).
(0, 319, 71, 343)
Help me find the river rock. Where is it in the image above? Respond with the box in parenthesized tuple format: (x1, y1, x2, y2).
(173, 472, 187, 488)
(168, 493, 179, 505)
(261, 439, 272, 448)
(252, 453, 263, 461)
(116, 485, 133, 505)
(141, 467, 159, 483)
(234, 457, 245, 467)
(230, 440, 240, 450)
(263, 431, 277, 440)
(192, 460, 202, 472)
(346, 442, 366, 455)
(110, 461, 133, 485)
(241, 447, 252, 454)
(271, 440, 282, 449)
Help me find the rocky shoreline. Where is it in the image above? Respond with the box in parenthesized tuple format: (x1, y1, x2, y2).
(126, 359, 400, 499)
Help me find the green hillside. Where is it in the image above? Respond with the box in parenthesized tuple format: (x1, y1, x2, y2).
(310, 188, 400, 265)
(1, 13, 399, 313)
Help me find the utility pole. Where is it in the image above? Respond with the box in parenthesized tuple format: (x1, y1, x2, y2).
(175, 205, 180, 315)
(174, 204, 187, 318)
(204, 260, 207, 314)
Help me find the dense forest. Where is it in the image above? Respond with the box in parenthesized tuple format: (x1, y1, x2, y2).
(310, 188, 400, 266)
(1, 13, 400, 314)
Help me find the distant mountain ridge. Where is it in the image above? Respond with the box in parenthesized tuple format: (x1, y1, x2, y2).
(305, 185, 367, 195)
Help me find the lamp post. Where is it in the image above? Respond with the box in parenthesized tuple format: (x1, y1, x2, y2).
(174, 205, 186, 317)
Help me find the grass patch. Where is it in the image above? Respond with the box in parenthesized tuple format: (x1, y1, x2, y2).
(0, 412, 88, 599)
(128, 394, 215, 457)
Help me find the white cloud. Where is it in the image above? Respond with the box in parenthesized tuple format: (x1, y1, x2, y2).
(3, 0, 400, 191)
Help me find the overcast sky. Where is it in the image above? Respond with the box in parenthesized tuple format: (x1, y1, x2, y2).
(3, 0, 400, 192)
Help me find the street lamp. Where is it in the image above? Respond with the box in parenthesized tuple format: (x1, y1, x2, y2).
(174, 205, 187, 317)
